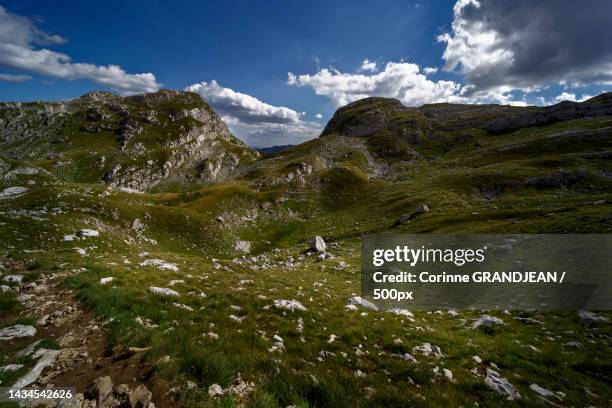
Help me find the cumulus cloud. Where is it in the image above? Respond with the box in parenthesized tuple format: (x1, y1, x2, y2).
(360, 59, 377, 72)
(288, 61, 465, 107)
(423, 67, 438, 75)
(438, 0, 612, 95)
(186, 80, 302, 125)
(315, 113, 323, 119)
(0, 5, 160, 94)
(186, 80, 321, 146)
(0, 73, 31, 82)
(553, 92, 593, 104)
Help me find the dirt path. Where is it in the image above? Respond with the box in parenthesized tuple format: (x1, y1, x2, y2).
(0, 262, 177, 407)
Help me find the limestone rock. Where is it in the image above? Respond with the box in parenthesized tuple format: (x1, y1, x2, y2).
(309, 236, 326, 252)
(0, 324, 36, 340)
(484, 368, 520, 400)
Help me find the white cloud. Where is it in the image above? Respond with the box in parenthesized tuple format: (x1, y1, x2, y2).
(288, 61, 465, 107)
(187, 80, 302, 125)
(186, 80, 321, 146)
(315, 113, 323, 119)
(0, 73, 31, 82)
(0, 5, 160, 94)
(360, 59, 377, 72)
(423, 67, 438, 75)
(438, 0, 612, 95)
(553, 92, 593, 103)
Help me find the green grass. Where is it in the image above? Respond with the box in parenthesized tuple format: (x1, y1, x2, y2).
(1, 104, 611, 406)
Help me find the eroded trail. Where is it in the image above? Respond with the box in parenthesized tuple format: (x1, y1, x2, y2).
(0, 260, 176, 407)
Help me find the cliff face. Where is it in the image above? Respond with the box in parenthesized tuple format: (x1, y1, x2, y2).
(0, 90, 259, 190)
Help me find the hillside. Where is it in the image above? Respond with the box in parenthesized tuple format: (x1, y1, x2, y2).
(0, 91, 611, 407)
(0, 90, 259, 191)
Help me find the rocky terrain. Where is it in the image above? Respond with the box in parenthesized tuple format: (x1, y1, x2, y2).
(1, 91, 611, 407)
(0, 90, 259, 191)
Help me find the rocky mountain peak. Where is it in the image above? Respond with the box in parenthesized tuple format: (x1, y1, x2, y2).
(0, 90, 259, 191)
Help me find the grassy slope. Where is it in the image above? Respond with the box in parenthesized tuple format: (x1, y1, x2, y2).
(1, 111, 611, 407)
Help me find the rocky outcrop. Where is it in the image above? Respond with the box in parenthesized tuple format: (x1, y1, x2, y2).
(321, 97, 433, 144)
(487, 94, 612, 134)
(0, 90, 259, 190)
(322, 93, 612, 141)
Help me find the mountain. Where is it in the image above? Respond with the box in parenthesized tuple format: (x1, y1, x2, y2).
(0, 90, 259, 191)
(1, 91, 611, 407)
(255, 144, 295, 155)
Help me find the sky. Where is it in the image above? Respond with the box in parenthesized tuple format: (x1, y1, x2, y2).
(0, 0, 611, 147)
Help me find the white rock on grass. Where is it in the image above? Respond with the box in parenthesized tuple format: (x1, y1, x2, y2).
(472, 315, 505, 329)
(77, 229, 99, 237)
(347, 296, 378, 311)
(443, 368, 454, 381)
(269, 334, 285, 353)
(447, 309, 459, 317)
(100, 277, 114, 285)
(578, 310, 608, 326)
(0, 186, 28, 199)
(63, 235, 76, 241)
(140, 259, 179, 271)
(530, 384, 563, 402)
(273, 299, 307, 312)
(74, 248, 87, 256)
(0, 325, 36, 341)
(149, 287, 179, 297)
(2, 274, 24, 283)
(234, 240, 251, 254)
(387, 308, 413, 318)
(208, 384, 224, 398)
(16, 340, 42, 357)
(12, 349, 60, 389)
(173, 303, 193, 312)
(484, 368, 521, 400)
(229, 315, 246, 323)
(309, 236, 326, 252)
(402, 353, 417, 363)
(413, 343, 443, 358)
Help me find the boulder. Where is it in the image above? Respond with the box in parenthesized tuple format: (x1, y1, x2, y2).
(208, 383, 224, 398)
(234, 240, 251, 254)
(0, 186, 28, 199)
(0, 324, 36, 341)
(412, 342, 443, 358)
(530, 383, 562, 402)
(273, 299, 307, 312)
(86, 376, 113, 403)
(472, 315, 505, 329)
(309, 236, 326, 252)
(347, 296, 378, 311)
(387, 308, 413, 318)
(484, 368, 521, 400)
(77, 228, 100, 237)
(149, 287, 179, 297)
(12, 349, 60, 389)
(128, 384, 152, 408)
(578, 310, 608, 327)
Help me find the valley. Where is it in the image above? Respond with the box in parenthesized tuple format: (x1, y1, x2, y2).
(1, 90, 611, 407)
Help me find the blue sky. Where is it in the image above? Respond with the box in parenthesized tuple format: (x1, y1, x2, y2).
(1, 0, 611, 146)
